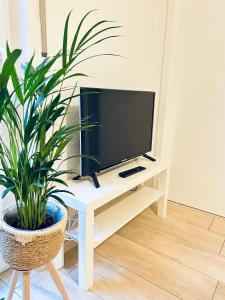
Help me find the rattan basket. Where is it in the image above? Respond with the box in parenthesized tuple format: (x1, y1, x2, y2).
(0, 200, 67, 271)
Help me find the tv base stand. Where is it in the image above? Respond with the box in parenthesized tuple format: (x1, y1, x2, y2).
(73, 173, 100, 188)
(73, 175, 81, 180)
(91, 173, 100, 188)
(57, 157, 170, 291)
(143, 153, 156, 161)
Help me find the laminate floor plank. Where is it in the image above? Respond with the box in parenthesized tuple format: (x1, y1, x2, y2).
(0, 279, 21, 300)
(96, 234, 217, 300)
(219, 242, 225, 257)
(167, 201, 214, 229)
(0, 267, 38, 288)
(94, 253, 180, 300)
(64, 247, 179, 300)
(213, 282, 225, 300)
(15, 268, 100, 300)
(138, 207, 224, 254)
(118, 219, 225, 283)
(210, 217, 225, 237)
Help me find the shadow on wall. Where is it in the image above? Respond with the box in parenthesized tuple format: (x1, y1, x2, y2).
(67, 100, 81, 180)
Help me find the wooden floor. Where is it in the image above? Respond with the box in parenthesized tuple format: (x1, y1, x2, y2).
(1, 201, 225, 299)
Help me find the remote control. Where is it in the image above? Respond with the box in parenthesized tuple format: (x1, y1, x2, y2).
(119, 166, 146, 178)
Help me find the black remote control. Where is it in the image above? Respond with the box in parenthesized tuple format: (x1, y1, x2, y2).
(119, 166, 146, 178)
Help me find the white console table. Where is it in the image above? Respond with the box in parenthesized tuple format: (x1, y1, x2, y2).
(59, 157, 170, 290)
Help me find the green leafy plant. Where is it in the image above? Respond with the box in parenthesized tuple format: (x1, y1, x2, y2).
(0, 11, 120, 230)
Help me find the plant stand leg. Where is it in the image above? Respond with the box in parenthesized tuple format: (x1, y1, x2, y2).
(6, 270, 19, 300)
(23, 271, 30, 300)
(47, 262, 69, 300)
(78, 211, 94, 291)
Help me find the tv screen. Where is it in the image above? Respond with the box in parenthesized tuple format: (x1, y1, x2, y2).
(80, 87, 155, 176)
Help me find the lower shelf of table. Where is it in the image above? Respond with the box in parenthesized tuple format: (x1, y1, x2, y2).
(94, 186, 164, 247)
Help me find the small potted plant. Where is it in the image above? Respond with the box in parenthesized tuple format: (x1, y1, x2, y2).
(0, 11, 120, 272)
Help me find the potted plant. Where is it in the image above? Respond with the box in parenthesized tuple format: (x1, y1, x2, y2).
(0, 11, 120, 273)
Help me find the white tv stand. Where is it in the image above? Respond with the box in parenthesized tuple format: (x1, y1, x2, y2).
(58, 156, 170, 290)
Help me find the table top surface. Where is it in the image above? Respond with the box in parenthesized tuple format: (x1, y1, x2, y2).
(59, 156, 170, 213)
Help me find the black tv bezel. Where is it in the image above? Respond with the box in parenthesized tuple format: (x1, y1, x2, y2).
(79, 87, 155, 176)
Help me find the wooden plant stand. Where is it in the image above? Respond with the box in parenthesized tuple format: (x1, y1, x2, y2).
(6, 262, 69, 300)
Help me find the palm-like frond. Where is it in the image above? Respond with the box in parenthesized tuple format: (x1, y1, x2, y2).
(0, 11, 120, 229)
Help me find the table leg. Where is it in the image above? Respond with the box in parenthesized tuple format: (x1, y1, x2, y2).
(52, 244, 64, 270)
(157, 169, 170, 217)
(78, 210, 94, 291)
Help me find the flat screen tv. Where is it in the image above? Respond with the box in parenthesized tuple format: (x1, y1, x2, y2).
(79, 87, 155, 187)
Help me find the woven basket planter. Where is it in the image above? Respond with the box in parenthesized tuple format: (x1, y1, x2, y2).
(0, 200, 67, 271)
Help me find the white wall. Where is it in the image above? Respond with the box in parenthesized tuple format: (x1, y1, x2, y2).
(44, 0, 168, 175)
(0, 0, 11, 273)
(0, 0, 10, 56)
(8, 0, 42, 61)
(45, 0, 166, 91)
(0, 0, 11, 206)
(168, 0, 225, 216)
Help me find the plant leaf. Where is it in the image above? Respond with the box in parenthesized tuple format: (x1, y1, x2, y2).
(0, 47, 21, 88)
(2, 186, 15, 199)
(69, 9, 97, 60)
(62, 11, 72, 68)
